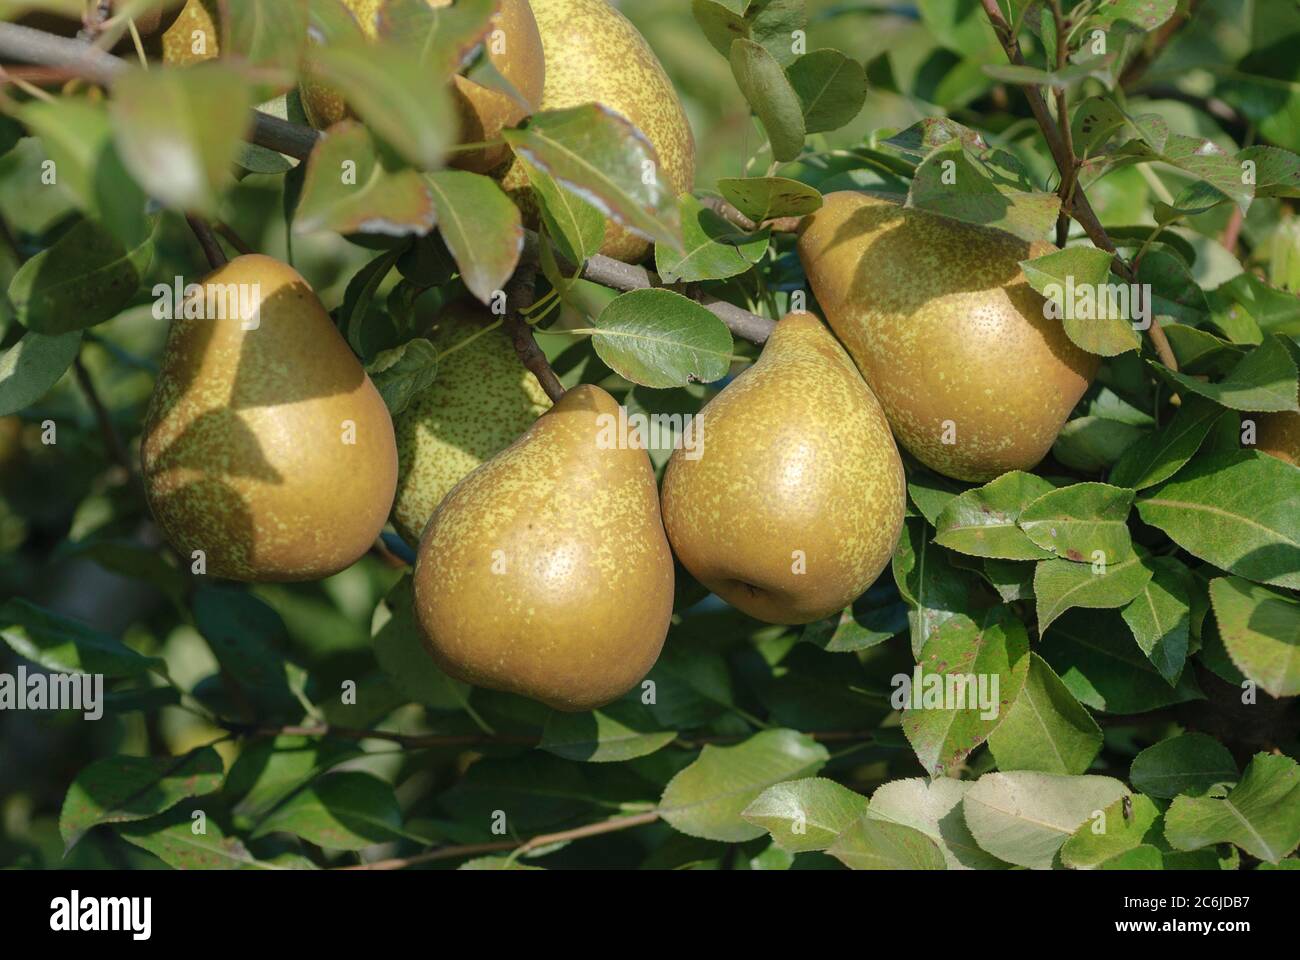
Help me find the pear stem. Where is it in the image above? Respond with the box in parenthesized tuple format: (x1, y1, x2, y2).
(185, 215, 228, 270)
(506, 265, 567, 403)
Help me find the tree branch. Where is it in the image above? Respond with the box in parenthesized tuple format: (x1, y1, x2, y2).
(73, 355, 132, 475)
(505, 263, 566, 403)
(186, 215, 228, 270)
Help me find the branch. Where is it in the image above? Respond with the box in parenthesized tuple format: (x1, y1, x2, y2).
(73, 355, 132, 475)
(698, 195, 802, 234)
(505, 263, 566, 403)
(1118, 0, 1202, 91)
(186, 215, 228, 270)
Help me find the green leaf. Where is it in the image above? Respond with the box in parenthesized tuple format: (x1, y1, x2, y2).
(1034, 548, 1154, 635)
(867, 777, 1010, 870)
(655, 194, 769, 284)
(294, 121, 436, 237)
(590, 289, 733, 388)
(371, 576, 471, 711)
(1238, 145, 1300, 199)
(192, 586, 300, 721)
(1020, 246, 1140, 356)
(1060, 794, 1163, 870)
(109, 63, 254, 215)
(825, 819, 946, 870)
(1130, 733, 1238, 800)
(254, 772, 405, 850)
(741, 777, 869, 852)
(0, 331, 80, 416)
(0, 598, 164, 678)
(1018, 482, 1135, 563)
(426, 169, 523, 304)
(1137, 450, 1300, 590)
(541, 701, 677, 763)
(785, 49, 867, 134)
(1121, 556, 1194, 685)
(1165, 753, 1300, 864)
(1152, 335, 1299, 413)
(120, 810, 304, 870)
(60, 747, 224, 852)
(962, 771, 1130, 869)
(658, 729, 829, 842)
(1108, 396, 1231, 490)
(716, 176, 822, 221)
(730, 38, 805, 163)
(988, 653, 1103, 776)
(521, 156, 605, 266)
(503, 104, 682, 251)
(1209, 576, 1300, 698)
(9, 218, 154, 335)
(905, 467, 970, 526)
(932, 470, 1055, 560)
(1090, 0, 1177, 30)
(693, 0, 806, 67)
(892, 517, 984, 658)
(366, 339, 439, 417)
(1052, 416, 1146, 472)
(226, 735, 361, 827)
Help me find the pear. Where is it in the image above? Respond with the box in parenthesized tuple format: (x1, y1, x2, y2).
(300, 0, 546, 175)
(391, 301, 552, 545)
(161, 0, 219, 65)
(797, 191, 1099, 482)
(141, 254, 397, 581)
(412, 384, 674, 711)
(661, 314, 906, 625)
(499, 0, 696, 263)
(1256, 411, 1300, 465)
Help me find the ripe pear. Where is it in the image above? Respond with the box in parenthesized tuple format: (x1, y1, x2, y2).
(1256, 411, 1300, 465)
(661, 314, 906, 625)
(412, 384, 674, 711)
(161, 0, 219, 65)
(797, 191, 1099, 482)
(300, 0, 545, 175)
(391, 301, 552, 545)
(141, 254, 397, 581)
(499, 0, 696, 263)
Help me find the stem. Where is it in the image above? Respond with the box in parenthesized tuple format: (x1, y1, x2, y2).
(1118, 0, 1202, 91)
(505, 264, 566, 403)
(1049, 0, 1076, 249)
(73, 355, 132, 474)
(698, 195, 802, 234)
(186, 215, 228, 270)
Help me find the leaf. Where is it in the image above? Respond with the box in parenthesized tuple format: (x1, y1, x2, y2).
(59, 747, 224, 852)
(785, 49, 867, 134)
(426, 169, 523, 304)
(987, 654, 1103, 776)
(9, 218, 154, 335)
(0, 331, 80, 416)
(655, 194, 769, 284)
(1108, 395, 1231, 490)
(716, 176, 822, 221)
(223, 0, 310, 79)
(881, 117, 991, 163)
(1129, 733, 1238, 800)
(932, 470, 1055, 560)
(294, 121, 436, 237)
(800, 590, 907, 653)
(906, 467, 970, 526)
(370, 576, 470, 711)
(825, 819, 947, 870)
(901, 607, 1030, 777)
(541, 701, 677, 763)
(1060, 794, 1163, 870)
(730, 38, 805, 163)
(1020, 246, 1141, 356)
(226, 735, 361, 827)
(658, 729, 829, 842)
(110, 63, 254, 214)
(192, 586, 300, 722)
(867, 778, 1010, 870)
(1090, 0, 1177, 30)
(693, 0, 807, 68)
(366, 339, 439, 417)
(254, 772, 405, 850)
(1052, 416, 1146, 472)
(503, 104, 682, 250)
(520, 156, 605, 266)
(892, 517, 984, 658)
(962, 771, 1130, 869)
(1165, 753, 1300, 864)
(1018, 482, 1135, 563)
(1152, 335, 1299, 413)
(0, 598, 164, 678)
(1120, 556, 1194, 685)
(740, 777, 869, 852)
(1237, 145, 1300, 199)
(1209, 576, 1300, 698)
(119, 813, 296, 870)
(1034, 549, 1154, 635)
(590, 289, 733, 388)
(1137, 450, 1300, 590)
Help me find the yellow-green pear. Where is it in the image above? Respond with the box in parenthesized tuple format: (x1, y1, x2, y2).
(499, 0, 696, 262)
(798, 191, 1099, 482)
(661, 314, 906, 625)
(391, 301, 552, 545)
(141, 254, 397, 581)
(413, 384, 674, 711)
(1256, 411, 1300, 465)
(161, 0, 219, 65)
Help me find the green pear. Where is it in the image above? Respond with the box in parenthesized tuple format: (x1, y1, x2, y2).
(661, 314, 906, 625)
(392, 302, 552, 545)
(798, 191, 1099, 482)
(499, 0, 696, 262)
(141, 254, 397, 581)
(413, 384, 674, 711)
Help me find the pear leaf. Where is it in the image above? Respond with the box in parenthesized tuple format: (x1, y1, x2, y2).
(730, 38, 805, 162)
(1165, 753, 1300, 864)
(1130, 733, 1238, 800)
(426, 169, 523, 305)
(1209, 576, 1300, 698)
(716, 176, 822, 222)
(590, 289, 733, 388)
(741, 777, 869, 852)
(0, 331, 81, 416)
(826, 819, 947, 870)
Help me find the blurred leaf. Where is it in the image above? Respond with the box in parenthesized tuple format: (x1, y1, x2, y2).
(1209, 576, 1300, 698)
(224, 0, 310, 83)
(1130, 733, 1238, 800)
(1018, 482, 1135, 563)
(1090, 0, 1176, 30)
(655, 194, 769, 284)
(988, 654, 1103, 776)
(741, 777, 869, 853)
(730, 38, 805, 163)
(785, 49, 866, 134)
(253, 771, 405, 850)
(715, 176, 822, 221)
(825, 818, 946, 870)
(377, 0, 496, 73)
(0, 331, 81, 416)
(1165, 753, 1300, 864)
(426, 169, 523, 304)
(590, 288, 733, 388)
(0, 598, 164, 677)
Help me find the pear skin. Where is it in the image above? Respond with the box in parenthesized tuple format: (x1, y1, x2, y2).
(141, 255, 397, 581)
(662, 314, 906, 624)
(392, 301, 552, 545)
(798, 191, 1099, 482)
(413, 384, 674, 711)
(161, 0, 220, 65)
(1256, 411, 1300, 465)
(499, 0, 696, 262)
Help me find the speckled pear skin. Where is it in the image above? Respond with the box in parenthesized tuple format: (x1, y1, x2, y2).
(161, 0, 220, 65)
(412, 384, 674, 711)
(661, 314, 906, 625)
(301, 0, 545, 174)
(1256, 411, 1300, 465)
(391, 302, 552, 545)
(797, 191, 1099, 482)
(141, 255, 398, 582)
(499, 0, 696, 262)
